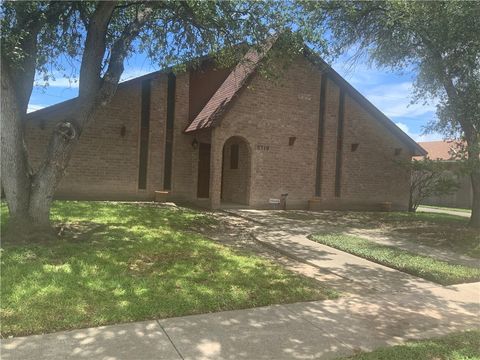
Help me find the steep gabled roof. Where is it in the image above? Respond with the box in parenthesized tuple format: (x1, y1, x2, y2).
(183, 44, 426, 156)
(184, 40, 274, 133)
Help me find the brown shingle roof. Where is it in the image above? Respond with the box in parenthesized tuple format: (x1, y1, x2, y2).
(184, 40, 275, 133)
(415, 140, 464, 160)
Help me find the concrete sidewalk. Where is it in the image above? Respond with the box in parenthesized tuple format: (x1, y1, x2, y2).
(2, 282, 479, 360)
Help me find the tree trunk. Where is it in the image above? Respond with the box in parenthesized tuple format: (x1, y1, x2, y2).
(2, 59, 92, 240)
(408, 189, 415, 212)
(1, 2, 153, 242)
(2, 115, 90, 241)
(2, 58, 64, 240)
(29, 118, 83, 228)
(464, 129, 480, 228)
(1, 61, 34, 238)
(469, 157, 480, 228)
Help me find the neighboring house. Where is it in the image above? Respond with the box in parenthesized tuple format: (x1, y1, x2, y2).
(416, 140, 473, 208)
(25, 43, 426, 210)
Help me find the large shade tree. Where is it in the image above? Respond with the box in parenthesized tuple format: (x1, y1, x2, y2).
(300, 0, 480, 227)
(1, 1, 298, 240)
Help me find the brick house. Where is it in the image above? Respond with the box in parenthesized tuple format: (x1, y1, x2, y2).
(26, 44, 426, 210)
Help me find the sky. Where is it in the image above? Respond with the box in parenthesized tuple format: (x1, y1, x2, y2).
(27, 47, 443, 143)
(331, 54, 442, 142)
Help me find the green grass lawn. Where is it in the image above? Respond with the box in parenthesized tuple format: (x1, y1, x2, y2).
(309, 233, 480, 285)
(384, 211, 469, 223)
(383, 211, 480, 259)
(341, 330, 480, 360)
(0, 201, 337, 337)
(352, 211, 479, 259)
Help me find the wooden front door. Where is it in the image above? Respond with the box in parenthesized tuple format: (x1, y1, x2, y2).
(197, 143, 211, 198)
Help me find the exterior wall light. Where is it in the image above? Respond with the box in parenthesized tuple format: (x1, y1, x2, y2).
(191, 137, 199, 149)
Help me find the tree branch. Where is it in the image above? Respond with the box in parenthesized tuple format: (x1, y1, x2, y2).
(74, 2, 90, 29)
(114, 2, 143, 11)
(78, 2, 116, 98)
(98, 5, 157, 104)
(416, 30, 477, 147)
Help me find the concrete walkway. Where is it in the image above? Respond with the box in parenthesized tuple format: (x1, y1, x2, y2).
(254, 231, 437, 294)
(2, 209, 479, 359)
(226, 209, 479, 268)
(418, 205, 471, 218)
(2, 282, 479, 360)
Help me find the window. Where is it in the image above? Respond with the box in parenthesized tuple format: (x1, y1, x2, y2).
(138, 79, 151, 190)
(163, 72, 176, 190)
(230, 144, 239, 169)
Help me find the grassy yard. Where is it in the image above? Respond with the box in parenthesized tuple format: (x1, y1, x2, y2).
(341, 330, 480, 360)
(384, 211, 469, 223)
(377, 212, 479, 259)
(309, 233, 480, 285)
(0, 201, 336, 337)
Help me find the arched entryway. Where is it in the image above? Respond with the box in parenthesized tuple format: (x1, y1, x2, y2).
(221, 136, 251, 205)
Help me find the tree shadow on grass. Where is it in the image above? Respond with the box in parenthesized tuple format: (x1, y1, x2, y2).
(2, 203, 479, 359)
(1, 202, 331, 338)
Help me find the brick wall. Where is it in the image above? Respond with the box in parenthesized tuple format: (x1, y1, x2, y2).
(25, 74, 167, 200)
(339, 94, 411, 209)
(25, 54, 414, 210)
(211, 57, 322, 209)
(170, 72, 196, 200)
(209, 56, 413, 209)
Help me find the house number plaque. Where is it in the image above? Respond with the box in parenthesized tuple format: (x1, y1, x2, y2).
(256, 144, 270, 151)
